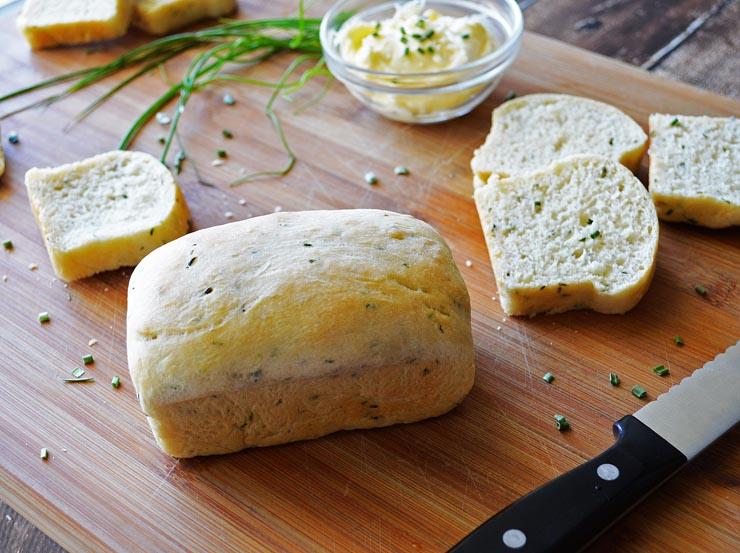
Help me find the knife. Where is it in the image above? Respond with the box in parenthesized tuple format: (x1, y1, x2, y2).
(449, 341, 740, 553)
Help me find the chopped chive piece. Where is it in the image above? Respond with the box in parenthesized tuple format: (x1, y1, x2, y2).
(631, 385, 647, 399)
(694, 284, 707, 296)
(111, 375, 121, 389)
(504, 90, 517, 101)
(174, 151, 186, 175)
(673, 335, 684, 346)
(590, 230, 601, 239)
(609, 372, 620, 386)
(416, 19, 425, 28)
(2, 239, 12, 250)
(40, 448, 48, 460)
(427, 46, 434, 54)
(223, 93, 235, 105)
(217, 149, 228, 159)
(554, 414, 570, 431)
(38, 312, 50, 324)
(63, 377, 95, 383)
(652, 364, 670, 377)
(71, 367, 86, 378)
(600, 167, 608, 178)
(670, 118, 679, 127)
(400, 26, 406, 35)
(8, 131, 19, 144)
(364, 171, 378, 185)
(403, 47, 410, 56)
(417, 47, 425, 54)
(534, 200, 542, 212)
(222, 129, 233, 139)
(543, 372, 554, 383)
(412, 33, 422, 40)
(587, 218, 593, 225)
(461, 33, 470, 40)
(394, 166, 410, 176)
(82, 354, 94, 365)
(157, 136, 166, 145)
(400, 36, 408, 44)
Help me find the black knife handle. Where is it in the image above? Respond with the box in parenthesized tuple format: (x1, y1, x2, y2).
(449, 416, 687, 553)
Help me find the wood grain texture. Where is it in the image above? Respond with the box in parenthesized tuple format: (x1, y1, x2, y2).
(0, 1, 739, 552)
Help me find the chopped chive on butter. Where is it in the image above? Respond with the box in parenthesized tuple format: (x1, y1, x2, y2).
(40, 448, 48, 461)
(417, 47, 425, 55)
(673, 335, 684, 346)
(609, 372, 620, 386)
(461, 33, 471, 40)
(631, 385, 647, 399)
(38, 312, 50, 324)
(71, 367, 86, 378)
(534, 200, 542, 211)
(82, 354, 94, 365)
(403, 46, 410, 56)
(2, 239, 12, 250)
(694, 284, 707, 296)
(394, 166, 410, 176)
(554, 414, 570, 431)
(217, 149, 228, 159)
(222, 129, 234, 139)
(223, 93, 236, 105)
(364, 171, 378, 185)
(652, 364, 670, 377)
(111, 375, 121, 389)
(543, 372, 554, 383)
(8, 131, 19, 144)
(670, 118, 680, 127)
(590, 230, 601, 239)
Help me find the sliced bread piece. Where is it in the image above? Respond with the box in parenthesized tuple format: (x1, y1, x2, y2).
(17, 0, 133, 50)
(25, 150, 190, 281)
(133, 0, 236, 35)
(649, 114, 739, 228)
(472, 94, 648, 185)
(474, 155, 658, 316)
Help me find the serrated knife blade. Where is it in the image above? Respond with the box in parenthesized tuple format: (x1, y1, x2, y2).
(451, 341, 740, 553)
(634, 341, 740, 460)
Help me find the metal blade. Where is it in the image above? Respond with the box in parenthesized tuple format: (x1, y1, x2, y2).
(634, 341, 740, 460)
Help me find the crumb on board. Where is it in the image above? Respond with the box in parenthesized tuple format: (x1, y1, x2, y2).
(28, 263, 38, 271)
(224, 211, 235, 220)
(465, 259, 473, 267)
(274, 206, 283, 213)
(88, 338, 98, 347)
(238, 198, 247, 206)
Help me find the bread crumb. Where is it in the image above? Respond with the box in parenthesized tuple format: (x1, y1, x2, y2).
(238, 198, 247, 206)
(212, 159, 225, 167)
(2, 275, 7, 282)
(274, 206, 283, 213)
(465, 259, 473, 267)
(491, 295, 496, 301)
(28, 263, 38, 271)
(88, 339, 98, 347)
(224, 211, 235, 220)
(496, 325, 502, 330)
(104, 287, 110, 292)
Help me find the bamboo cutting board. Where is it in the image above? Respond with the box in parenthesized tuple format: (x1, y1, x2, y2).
(0, 1, 738, 552)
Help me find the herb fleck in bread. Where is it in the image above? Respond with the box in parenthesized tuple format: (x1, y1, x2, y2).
(17, 0, 133, 50)
(25, 151, 190, 281)
(649, 114, 739, 228)
(472, 94, 647, 186)
(127, 209, 475, 458)
(133, 0, 236, 35)
(475, 155, 658, 316)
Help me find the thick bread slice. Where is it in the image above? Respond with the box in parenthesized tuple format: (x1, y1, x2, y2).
(133, 0, 236, 35)
(475, 155, 658, 316)
(25, 151, 190, 281)
(649, 114, 739, 228)
(472, 94, 648, 185)
(17, 0, 133, 50)
(127, 209, 475, 457)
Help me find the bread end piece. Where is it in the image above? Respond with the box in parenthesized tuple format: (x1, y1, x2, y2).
(649, 114, 739, 228)
(133, 0, 237, 35)
(475, 155, 658, 317)
(25, 150, 190, 281)
(17, 0, 133, 50)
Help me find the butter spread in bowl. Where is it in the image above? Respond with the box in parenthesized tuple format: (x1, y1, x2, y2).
(321, 0, 523, 123)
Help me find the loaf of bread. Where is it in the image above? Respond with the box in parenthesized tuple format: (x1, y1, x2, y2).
(475, 155, 658, 316)
(649, 114, 739, 228)
(25, 151, 190, 281)
(133, 0, 236, 35)
(17, 0, 133, 50)
(127, 209, 475, 457)
(471, 94, 647, 187)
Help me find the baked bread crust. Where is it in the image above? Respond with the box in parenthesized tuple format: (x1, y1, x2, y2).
(127, 209, 475, 457)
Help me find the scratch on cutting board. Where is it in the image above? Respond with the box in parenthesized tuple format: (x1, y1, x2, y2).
(516, 323, 534, 389)
(148, 460, 180, 501)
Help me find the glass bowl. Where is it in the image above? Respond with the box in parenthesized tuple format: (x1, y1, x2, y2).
(320, 0, 523, 124)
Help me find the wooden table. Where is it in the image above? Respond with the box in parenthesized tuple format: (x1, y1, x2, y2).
(1, 1, 738, 552)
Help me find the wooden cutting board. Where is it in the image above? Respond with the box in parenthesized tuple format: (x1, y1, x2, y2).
(0, 2, 738, 552)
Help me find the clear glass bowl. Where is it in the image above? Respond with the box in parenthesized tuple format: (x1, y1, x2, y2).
(320, 0, 523, 124)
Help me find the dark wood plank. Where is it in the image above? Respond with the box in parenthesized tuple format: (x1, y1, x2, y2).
(0, 504, 66, 553)
(652, 0, 740, 98)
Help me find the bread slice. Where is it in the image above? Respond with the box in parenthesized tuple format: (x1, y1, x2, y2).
(474, 155, 658, 316)
(649, 114, 739, 228)
(133, 0, 236, 35)
(17, 0, 133, 50)
(127, 209, 474, 457)
(25, 151, 190, 281)
(472, 94, 648, 186)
